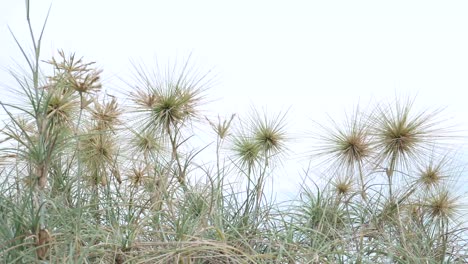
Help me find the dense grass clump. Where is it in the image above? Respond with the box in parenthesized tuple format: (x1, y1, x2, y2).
(0, 2, 467, 263)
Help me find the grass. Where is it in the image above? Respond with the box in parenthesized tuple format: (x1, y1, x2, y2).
(0, 2, 467, 263)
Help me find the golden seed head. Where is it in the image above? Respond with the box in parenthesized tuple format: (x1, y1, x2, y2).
(333, 177, 354, 196)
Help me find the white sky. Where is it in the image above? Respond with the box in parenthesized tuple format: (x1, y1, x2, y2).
(1, 0, 468, 198)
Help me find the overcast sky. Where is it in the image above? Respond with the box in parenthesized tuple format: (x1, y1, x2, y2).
(1, 0, 468, 198)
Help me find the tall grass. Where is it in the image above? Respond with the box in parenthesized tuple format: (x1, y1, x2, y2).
(1, 2, 467, 263)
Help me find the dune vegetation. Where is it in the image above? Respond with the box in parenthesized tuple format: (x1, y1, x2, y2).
(1, 2, 467, 263)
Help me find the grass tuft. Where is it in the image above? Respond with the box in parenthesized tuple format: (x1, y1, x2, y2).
(1, 3, 467, 263)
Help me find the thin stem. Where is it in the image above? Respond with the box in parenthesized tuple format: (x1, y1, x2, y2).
(166, 122, 187, 191)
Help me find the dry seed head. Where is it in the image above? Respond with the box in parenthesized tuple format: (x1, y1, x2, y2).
(90, 97, 121, 131)
(425, 189, 459, 221)
(130, 167, 145, 186)
(206, 114, 236, 139)
(47, 50, 102, 95)
(21, 174, 36, 188)
(378, 199, 400, 222)
(401, 203, 424, 223)
(130, 59, 209, 134)
(69, 70, 102, 94)
(332, 176, 354, 196)
(78, 131, 117, 186)
(128, 162, 151, 186)
(336, 132, 370, 168)
(80, 133, 114, 161)
(414, 154, 454, 190)
(417, 164, 444, 189)
(149, 86, 201, 130)
(312, 106, 371, 175)
(131, 89, 157, 110)
(131, 130, 163, 155)
(44, 86, 79, 129)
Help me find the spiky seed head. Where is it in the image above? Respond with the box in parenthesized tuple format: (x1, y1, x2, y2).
(232, 136, 261, 169)
(424, 189, 459, 221)
(372, 98, 442, 171)
(78, 130, 117, 186)
(312, 106, 371, 175)
(250, 110, 288, 162)
(69, 70, 102, 94)
(418, 164, 444, 189)
(336, 132, 370, 170)
(90, 97, 121, 131)
(413, 154, 454, 191)
(206, 114, 236, 139)
(47, 50, 102, 95)
(129, 59, 209, 134)
(254, 124, 285, 156)
(130, 89, 157, 110)
(44, 86, 79, 130)
(79, 133, 114, 161)
(129, 163, 150, 186)
(131, 130, 163, 155)
(332, 176, 354, 196)
(130, 168, 144, 186)
(148, 86, 202, 131)
(402, 203, 424, 222)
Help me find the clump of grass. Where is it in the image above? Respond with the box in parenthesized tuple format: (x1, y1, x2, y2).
(1, 2, 467, 263)
(309, 97, 467, 263)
